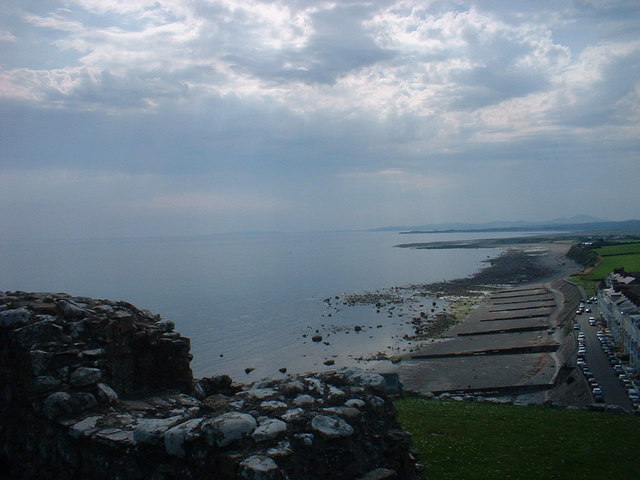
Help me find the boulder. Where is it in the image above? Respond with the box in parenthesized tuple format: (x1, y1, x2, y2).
(42, 391, 98, 420)
(203, 412, 257, 447)
(239, 455, 282, 480)
(266, 440, 293, 458)
(95, 383, 118, 404)
(43, 391, 73, 420)
(260, 400, 288, 410)
(0, 308, 32, 327)
(357, 468, 398, 480)
(57, 300, 86, 319)
(322, 406, 361, 419)
(280, 408, 305, 423)
(311, 415, 354, 439)
(69, 416, 102, 439)
(164, 418, 203, 457)
(244, 388, 278, 400)
(31, 375, 62, 393)
(9, 318, 57, 347)
(134, 416, 185, 445)
(252, 418, 287, 442)
(293, 394, 316, 406)
(94, 428, 135, 447)
(343, 368, 386, 392)
(345, 398, 366, 409)
(70, 367, 102, 387)
(69, 392, 98, 412)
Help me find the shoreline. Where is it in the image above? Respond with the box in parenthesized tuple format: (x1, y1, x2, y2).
(363, 240, 588, 404)
(202, 240, 581, 382)
(403, 241, 579, 294)
(343, 241, 581, 372)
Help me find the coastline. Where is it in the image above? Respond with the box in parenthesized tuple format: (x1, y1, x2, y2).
(358, 241, 580, 354)
(364, 240, 586, 404)
(406, 241, 580, 332)
(221, 239, 581, 383)
(401, 241, 579, 294)
(346, 241, 582, 381)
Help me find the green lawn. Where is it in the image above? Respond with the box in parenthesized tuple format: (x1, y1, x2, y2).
(397, 397, 640, 480)
(597, 243, 640, 256)
(571, 242, 640, 294)
(584, 254, 640, 281)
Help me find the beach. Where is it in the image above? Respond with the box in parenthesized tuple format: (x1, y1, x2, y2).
(361, 240, 587, 404)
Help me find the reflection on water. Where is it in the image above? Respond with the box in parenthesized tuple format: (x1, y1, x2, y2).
(0, 230, 531, 380)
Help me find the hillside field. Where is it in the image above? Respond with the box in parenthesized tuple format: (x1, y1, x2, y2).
(397, 397, 640, 480)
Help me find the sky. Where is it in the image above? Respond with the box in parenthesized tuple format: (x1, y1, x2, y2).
(1, 0, 639, 240)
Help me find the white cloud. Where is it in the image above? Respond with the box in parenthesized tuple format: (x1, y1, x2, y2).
(1, 1, 639, 237)
(0, 29, 17, 42)
(23, 11, 85, 33)
(0, 0, 589, 123)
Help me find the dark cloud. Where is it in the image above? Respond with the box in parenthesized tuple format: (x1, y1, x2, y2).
(220, 2, 398, 85)
(449, 65, 550, 110)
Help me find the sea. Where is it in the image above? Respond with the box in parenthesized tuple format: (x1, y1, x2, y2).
(0, 230, 534, 381)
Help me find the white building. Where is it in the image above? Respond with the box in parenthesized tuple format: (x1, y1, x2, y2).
(598, 271, 640, 370)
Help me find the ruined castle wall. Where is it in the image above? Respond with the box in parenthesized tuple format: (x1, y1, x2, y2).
(0, 291, 424, 480)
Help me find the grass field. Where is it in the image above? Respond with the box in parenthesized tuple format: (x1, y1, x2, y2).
(583, 242, 640, 280)
(571, 242, 640, 294)
(397, 397, 640, 480)
(597, 243, 640, 256)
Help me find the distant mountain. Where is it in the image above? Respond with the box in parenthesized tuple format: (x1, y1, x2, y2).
(545, 215, 604, 224)
(370, 217, 640, 234)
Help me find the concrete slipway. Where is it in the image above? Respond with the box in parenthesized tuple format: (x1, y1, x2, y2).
(393, 283, 572, 396)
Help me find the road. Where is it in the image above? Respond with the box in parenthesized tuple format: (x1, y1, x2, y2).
(575, 305, 632, 411)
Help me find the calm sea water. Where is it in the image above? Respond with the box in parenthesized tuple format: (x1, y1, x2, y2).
(0, 230, 530, 380)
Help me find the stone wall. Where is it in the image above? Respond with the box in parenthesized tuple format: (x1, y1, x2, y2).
(0, 291, 424, 480)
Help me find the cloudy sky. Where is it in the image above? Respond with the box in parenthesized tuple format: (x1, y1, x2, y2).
(1, 0, 639, 240)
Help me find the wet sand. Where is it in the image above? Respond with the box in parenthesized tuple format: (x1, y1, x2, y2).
(400, 242, 579, 295)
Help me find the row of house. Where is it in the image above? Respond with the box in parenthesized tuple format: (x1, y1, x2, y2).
(598, 269, 640, 373)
